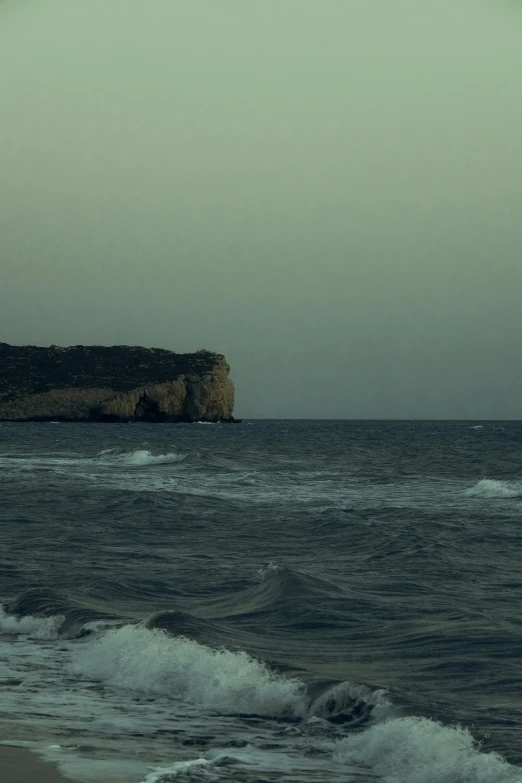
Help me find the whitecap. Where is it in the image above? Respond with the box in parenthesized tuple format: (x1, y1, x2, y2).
(69, 624, 308, 719)
(465, 479, 522, 499)
(142, 757, 213, 782)
(103, 450, 187, 467)
(331, 716, 520, 783)
(0, 606, 63, 639)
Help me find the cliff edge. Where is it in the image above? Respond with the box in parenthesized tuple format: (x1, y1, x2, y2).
(0, 344, 235, 422)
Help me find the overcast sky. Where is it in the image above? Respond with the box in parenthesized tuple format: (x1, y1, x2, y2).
(2, 1, 522, 418)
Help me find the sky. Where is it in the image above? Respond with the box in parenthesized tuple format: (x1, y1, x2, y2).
(2, 0, 522, 419)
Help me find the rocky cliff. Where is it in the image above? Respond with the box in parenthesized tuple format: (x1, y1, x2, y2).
(0, 344, 235, 422)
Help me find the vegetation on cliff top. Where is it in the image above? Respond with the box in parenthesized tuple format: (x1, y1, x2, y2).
(0, 344, 227, 401)
(0, 344, 235, 423)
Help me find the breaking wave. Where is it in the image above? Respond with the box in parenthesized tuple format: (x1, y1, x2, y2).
(133, 713, 522, 783)
(0, 606, 63, 639)
(3, 589, 124, 638)
(309, 680, 391, 726)
(68, 622, 390, 726)
(106, 449, 187, 466)
(466, 479, 522, 499)
(69, 624, 308, 719)
(332, 716, 521, 783)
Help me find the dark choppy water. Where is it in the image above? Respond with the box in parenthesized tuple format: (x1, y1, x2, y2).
(1, 420, 522, 783)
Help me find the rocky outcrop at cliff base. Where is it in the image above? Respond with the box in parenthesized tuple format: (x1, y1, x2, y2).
(0, 344, 235, 422)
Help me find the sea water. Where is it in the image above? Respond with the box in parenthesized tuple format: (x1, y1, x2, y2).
(1, 420, 522, 782)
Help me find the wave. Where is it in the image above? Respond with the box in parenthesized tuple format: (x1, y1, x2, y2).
(68, 619, 389, 727)
(144, 610, 232, 643)
(195, 565, 345, 627)
(0, 606, 63, 639)
(332, 715, 521, 783)
(105, 449, 187, 467)
(0, 448, 187, 472)
(141, 758, 217, 782)
(3, 588, 125, 638)
(309, 680, 391, 726)
(466, 479, 522, 499)
(134, 714, 520, 783)
(138, 746, 333, 783)
(69, 624, 308, 719)
(3, 566, 349, 644)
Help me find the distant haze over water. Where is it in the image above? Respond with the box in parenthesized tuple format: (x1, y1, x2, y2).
(2, 1, 522, 418)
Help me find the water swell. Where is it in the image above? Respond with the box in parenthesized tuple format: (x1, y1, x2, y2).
(2, 566, 349, 642)
(4, 598, 519, 783)
(1, 596, 391, 727)
(145, 610, 234, 643)
(3, 588, 125, 638)
(194, 565, 347, 630)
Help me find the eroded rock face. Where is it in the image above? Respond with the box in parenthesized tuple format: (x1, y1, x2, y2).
(0, 344, 235, 422)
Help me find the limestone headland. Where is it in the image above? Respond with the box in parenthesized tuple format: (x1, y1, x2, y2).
(0, 343, 236, 423)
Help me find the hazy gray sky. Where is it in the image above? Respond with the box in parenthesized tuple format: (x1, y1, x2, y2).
(2, 0, 522, 418)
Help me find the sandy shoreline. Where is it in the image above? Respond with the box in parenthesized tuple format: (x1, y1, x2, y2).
(0, 745, 71, 783)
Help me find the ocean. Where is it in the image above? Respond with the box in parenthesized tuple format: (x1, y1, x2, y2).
(1, 419, 522, 783)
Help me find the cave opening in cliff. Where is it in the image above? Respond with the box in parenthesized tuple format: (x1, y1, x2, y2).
(133, 394, 169, 422)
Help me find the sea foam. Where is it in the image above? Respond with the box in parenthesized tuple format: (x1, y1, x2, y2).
(0, 607, 63, 639)
(332, 716, 520, 783)
(108, 450, 186, 466)
(69, 624, 308, 718)
(465, 479, 522, 499)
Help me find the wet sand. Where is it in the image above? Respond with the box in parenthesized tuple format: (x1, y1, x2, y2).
(0, 745, 70, 783)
